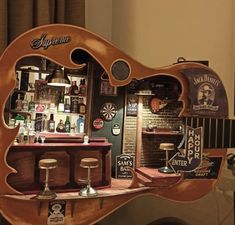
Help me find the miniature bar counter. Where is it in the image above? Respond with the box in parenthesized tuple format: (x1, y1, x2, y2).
(7, 136, 112, 194)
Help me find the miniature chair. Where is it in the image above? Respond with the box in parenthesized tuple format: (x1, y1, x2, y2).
(79, 157, 99, 197)
(36, 158, 57, 200)
(158, 143, 174, 174)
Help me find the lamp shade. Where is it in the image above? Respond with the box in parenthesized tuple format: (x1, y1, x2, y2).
(47, 68, 71, 87)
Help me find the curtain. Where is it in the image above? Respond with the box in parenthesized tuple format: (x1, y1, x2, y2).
(0, 0, 85, 54)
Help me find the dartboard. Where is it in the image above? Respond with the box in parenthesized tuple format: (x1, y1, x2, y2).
(100, 102, 117, 121)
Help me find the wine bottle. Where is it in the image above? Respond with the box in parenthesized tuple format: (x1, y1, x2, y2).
(65, 116, 71, 133)
(28, 96, 35, 112)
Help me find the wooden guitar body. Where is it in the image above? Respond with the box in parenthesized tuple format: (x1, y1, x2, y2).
(0, 24, 229, 225)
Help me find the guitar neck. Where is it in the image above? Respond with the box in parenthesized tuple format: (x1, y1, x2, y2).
(183, 117, 235, 149)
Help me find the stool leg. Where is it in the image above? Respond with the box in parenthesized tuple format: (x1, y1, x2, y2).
(44, 168, 50, 192)
(159, 149, 174, 174)
(87, 167, 91, 188)
(79, 167, 97, 197)
(165, 150, 169, 168)
(35, 168, 57, 200)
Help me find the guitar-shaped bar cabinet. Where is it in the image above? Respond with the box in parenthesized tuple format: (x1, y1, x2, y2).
(0, 24, 230, 225)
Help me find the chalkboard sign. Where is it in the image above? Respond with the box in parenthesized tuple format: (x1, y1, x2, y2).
(126, 94, 138, 116)
(116, 154, 135, 179)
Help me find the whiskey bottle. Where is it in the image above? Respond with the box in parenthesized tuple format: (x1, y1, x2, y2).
(22, 94, 28, 111)
(15, 94, 23, 111)
(64, 98, 71, 113)
(56, 119, 65, 132)
(78, 98, 86, 114)
(70, 81, 79, 95)
(79, 79, 86, 95)
(70, 96, 79, 113)
(48, 114, 55, 132)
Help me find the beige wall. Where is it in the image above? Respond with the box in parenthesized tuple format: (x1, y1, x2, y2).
(86, 1, 235, 224)
(87, 0, 234, 117)
(85, 0, 112, 41)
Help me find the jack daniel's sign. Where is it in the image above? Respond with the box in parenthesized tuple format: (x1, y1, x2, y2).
(181, 68, 228, 117)
(30, 33, 71, 50)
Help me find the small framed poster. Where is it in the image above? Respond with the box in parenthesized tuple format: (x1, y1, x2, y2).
(100, 79, 117, 96)
(34, 80, 64, 104)
(116, 154, 135, 179)
(47, 200, 66, 224)
(126, 94, 138, 116)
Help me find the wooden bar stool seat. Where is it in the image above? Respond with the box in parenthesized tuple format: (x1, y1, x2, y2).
(36, 158, 57, 200)
(79, 157, 98, 197)
(158, 143, 174, 174)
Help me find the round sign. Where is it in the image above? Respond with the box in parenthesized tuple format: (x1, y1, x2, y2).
(100, 102, 117, 121)
(112, 124, 121, 136)
(93, 118, 104, 129)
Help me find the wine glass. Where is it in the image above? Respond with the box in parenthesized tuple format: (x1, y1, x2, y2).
(35, 131, 40, 143)
(40, 136, 46, 143)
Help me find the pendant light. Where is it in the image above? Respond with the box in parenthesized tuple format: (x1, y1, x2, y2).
(47, 67, 71, 87)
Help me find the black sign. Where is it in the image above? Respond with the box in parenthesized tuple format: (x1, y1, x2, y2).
(184, 157, 222, 179)
(181, 68, 228, 117)
(169, 126, 203, 173)
(47, 200, 66, 224)
(116, 154, 135, 178)
(126, 94, 138, 116)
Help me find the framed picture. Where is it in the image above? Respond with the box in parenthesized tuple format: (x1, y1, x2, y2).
(34, 80, 64, 104)
(100, 80, 117, 96)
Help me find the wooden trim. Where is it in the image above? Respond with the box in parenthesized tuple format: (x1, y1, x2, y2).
(135, 95, 143, 168)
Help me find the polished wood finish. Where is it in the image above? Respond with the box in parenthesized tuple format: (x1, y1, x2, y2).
(0, 24, 228, 225)
(7, 142, 112, 193)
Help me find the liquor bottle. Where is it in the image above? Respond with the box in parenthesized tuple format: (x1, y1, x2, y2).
(64, 98, 71, 113)
(48, 114, 55, 132)
(28, 96, 35, 112)
(15, 94, 23, 111)
(77, 115, 84, 133)
(22, 94, 28, 111)
(65, 116, 71, 133)
(15, 72, 19, 90)
(42, 114, 48, 132)
(78, 98, 86, 114)
(56, 119, 65, 132)
(79, 79, 86, 95)
(70, 81, 79, 95)
(20, 69, 29, 91)
(70, 96, 79, 113)
(57, 94, 65, 112)
(15, 114, 25, 126)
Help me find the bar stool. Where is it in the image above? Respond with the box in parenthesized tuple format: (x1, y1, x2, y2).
(158, 143, 174, 174)
(36, 158, 57, 200)
(79, 157, 99, 197)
